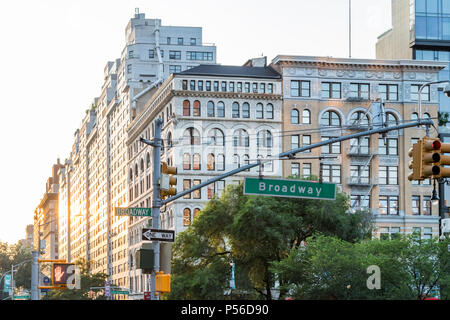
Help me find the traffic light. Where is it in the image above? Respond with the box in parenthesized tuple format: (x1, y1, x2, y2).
(52, 263, 76, 286)
(408, 140, 423, 181)
(155, 271, 171, 293)
(160, 162, 177, 198)
(422, 137, 450, 179)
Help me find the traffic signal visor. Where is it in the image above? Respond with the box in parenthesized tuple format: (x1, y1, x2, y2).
(160, 162, 177, 197)
(408, 140, 422, 181)
(422, 138, 441, 178)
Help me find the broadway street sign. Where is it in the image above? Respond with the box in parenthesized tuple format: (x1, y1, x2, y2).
(244, 177, 336, 201)
(115, 207, 151, 217)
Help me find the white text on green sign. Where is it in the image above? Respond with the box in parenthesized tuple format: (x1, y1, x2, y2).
(115, 208, 151, 216)
(244, 177, 336, 200)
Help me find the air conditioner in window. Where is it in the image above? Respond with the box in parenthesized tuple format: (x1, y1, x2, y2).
(442, 218, 450, 233)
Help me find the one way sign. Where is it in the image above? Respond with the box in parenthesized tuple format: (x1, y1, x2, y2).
(142, 228, 175, 242)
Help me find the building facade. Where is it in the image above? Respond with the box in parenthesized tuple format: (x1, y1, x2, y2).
(271, 55, 446, 239)
(55, 10, 216, 297)
(125, 63, 282, 297)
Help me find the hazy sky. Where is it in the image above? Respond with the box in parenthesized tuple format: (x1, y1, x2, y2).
(0, 0, 391, 244)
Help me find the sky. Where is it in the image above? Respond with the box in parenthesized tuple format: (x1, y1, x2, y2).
(0, 0, 391, 244)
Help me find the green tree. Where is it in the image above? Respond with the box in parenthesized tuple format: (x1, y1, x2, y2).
(43, 258, 108, 300)
(0, 242, 32, 299)
(168, 183, 372, 300)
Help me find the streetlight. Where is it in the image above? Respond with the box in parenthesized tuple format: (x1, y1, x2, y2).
(418, 80, 450, 136)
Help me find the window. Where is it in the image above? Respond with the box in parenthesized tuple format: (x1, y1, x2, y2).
(252, 83, 258, 93)
(267, 83, 273, 94)
(183, 208, 191, 226)
(129, 50, 134, 58)
(291, 109, 299, 124)
(266, 104, 274, 119)
(169, 65, 181, 73)
(423, 196, 431, 215)
(208, 128, 224, 146)
(379, 196, 399, 215)
(232, 102, 240, 118)
(320, 111, 341, 126)
(189, 80, 196, 91)
(183, 100, 190, 116)
(378, 138, 398, 155)
(222, 81, 227, 92)
(379, 227, 390, 240)
(193, 180, 201, 199)
(182, 80, 188, 90)
(178, 37, 183, 45)
(233, 155, 240, 169)
(290, 80, 310, 97)
(302, 163, 312, 178)
(198, 81, 203, 91)
(379, 84, 398, 101)
(229, 82, 235, 92)
(217, 101, 225, 117)
(302, 135, 311, 150)
(350, 111, 370, 126)
(216, 154, 225, 171)
(385, 112, 398, 126)
(193, 154, 201, 170)
(349, 136, 370, 155)
(423, 227, 433, 239)
(183, 154, 191, 170)
(206, 81, 211, 91)
(256, 103, 264, 119)
(193, 208, 201, 220)
(321, 82, 341, 99)
(169, 51, 181, 60)
(207, 101, 215, 117)
(242, 103, 250, 118)
(167, 37, 171, 44)
(244, 82, 250, 93)
(291, 163, 300, 177)
(350, 195, 370, 210)
(349, 83, 370, 99)
(302, 109, 311, 124)
(149, 49, 155, 59)
(350, 165, 370, 184)
(257, 130, 272, 148)
(412, 195, 420, 215)
(411, 84, 430, 101)
(193, 100, 201, 116)
(214, 81, 219, 91)
(127, 64, 132, 74)
(390, 227, 400, 240)
(186, 52, 213, 61)
(379, 166, 398, 185)
(322, 165, 341, 183)
(190, 38, 196, 45)
(183, 127, 200, 145)
(260, 83, 265, 93)
(321, 137, 341, 154)
(237, 82, 242, 92)
(291, 135, 300, 149)
(233, 129, 249, 147)
(183, 180, 191, 199)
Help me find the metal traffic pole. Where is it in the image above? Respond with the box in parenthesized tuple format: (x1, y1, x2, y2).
(152, 118, 162, 300)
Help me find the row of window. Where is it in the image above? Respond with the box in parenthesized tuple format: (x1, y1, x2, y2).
(291, 80, 431, 101)
(182, 100, 274, 119)
(182, 79, 274, 94)
(378, 227, 433, 240)
(183, 153, 273, 172)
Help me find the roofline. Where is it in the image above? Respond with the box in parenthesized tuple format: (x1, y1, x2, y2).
(177, 65, 281, 79)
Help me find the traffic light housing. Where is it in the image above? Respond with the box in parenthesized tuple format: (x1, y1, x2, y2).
(422, 137, 450, 179)
(52, 263, 76, 286)
(160, 162, 177, 198)
(408, 140, 423, 181)
(155, 271, 171, 293)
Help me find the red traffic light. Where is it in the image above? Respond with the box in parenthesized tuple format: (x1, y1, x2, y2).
(432, 140, 441, 150)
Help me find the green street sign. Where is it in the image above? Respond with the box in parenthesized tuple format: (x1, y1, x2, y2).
(14, 295, 30, 299)
(244, 177, 336, 201)
(111, 290, 129, 295)
(115, 207, 151, 217)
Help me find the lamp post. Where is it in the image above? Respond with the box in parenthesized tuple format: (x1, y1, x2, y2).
(418, 80, 450, 136)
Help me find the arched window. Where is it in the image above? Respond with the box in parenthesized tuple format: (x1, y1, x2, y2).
(207, 153, 215, 171)
(135, 164, 138, 177)
(193, 208, 201, 220)
(193, 153, 201, 170)
(208, 128, 224, 146)
(129, 168, 133, 181)
(302, 109, 311, 124)
(183, 153, 191, 170)
(216, 154, 225, 171)
(193, 100, 201, 116)
(423, 112, 431, 119)
(183, 100, 190, 116)
(233, 154, 240, 169)
(183, 208, 191, 226)
(386, 112, 398, 125)
(266, 104, 274, 119)
(146, 152, 151, 168)
(183, 127, 200, 145)
(291, 109, 299, 124)
(217, 101, 225, 117)
(140, 158, 144, 172)
(242, 103, 250, 118)
(350, 111, 370, 126)
(320, 110, 341, 126)
(257, 130, 272, 148)
(232, 102, 240, 118)
(233, 129, 249, 147)
(256, 103, 264, 119)
(411, 112, 419, 120)
(207, 101, 215, 117)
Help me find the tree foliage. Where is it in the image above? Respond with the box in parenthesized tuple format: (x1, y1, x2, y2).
(168, 183, 373, 300)
(0, 242, 32, 299)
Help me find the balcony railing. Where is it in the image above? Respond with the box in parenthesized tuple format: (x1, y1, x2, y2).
(347, 177, 378, 186)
